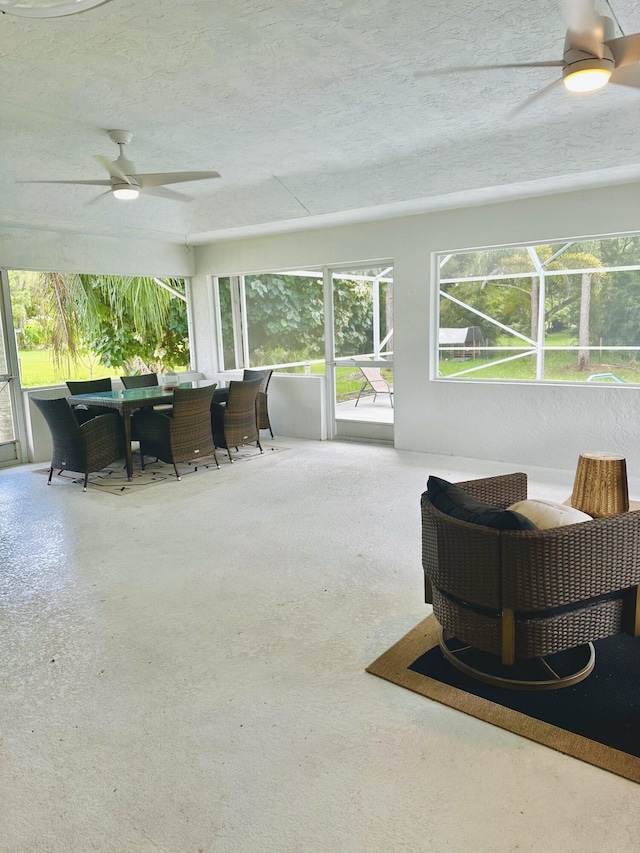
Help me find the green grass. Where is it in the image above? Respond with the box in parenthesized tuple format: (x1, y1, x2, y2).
(439, 347, 640, 383)
(17, 350, 186, 388)
(277, 362, 393, 401)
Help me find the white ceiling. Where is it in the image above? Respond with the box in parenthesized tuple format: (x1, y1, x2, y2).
(1, 0, 640, 244)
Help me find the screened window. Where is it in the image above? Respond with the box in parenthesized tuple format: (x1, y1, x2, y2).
(436, 235, 640, 384)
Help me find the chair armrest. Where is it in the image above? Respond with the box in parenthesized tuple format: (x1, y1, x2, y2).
(79, 411, 120, 439)
(502, 510, 640, 610)
(455, 472, 528, 509)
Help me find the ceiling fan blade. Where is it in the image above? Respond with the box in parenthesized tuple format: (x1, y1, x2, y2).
(86, 190, 113, 206)
(19, 179, 112, 186)
(509, 78, 564, 117)
(414, 61, 563, 79)
(606, 33, 640, 69)
(609, 63, 640, 89)
(95, 154, 131, 184)
(142, 186, 193, 202)
(136, 171, 221, 188)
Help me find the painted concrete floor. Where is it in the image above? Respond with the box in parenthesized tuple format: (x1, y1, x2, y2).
(1, 439, 639, 852)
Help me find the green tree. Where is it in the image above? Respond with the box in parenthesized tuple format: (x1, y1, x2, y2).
(20, 273, 188, 372)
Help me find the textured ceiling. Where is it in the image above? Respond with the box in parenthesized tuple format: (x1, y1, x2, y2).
(1, 0, 640, 244)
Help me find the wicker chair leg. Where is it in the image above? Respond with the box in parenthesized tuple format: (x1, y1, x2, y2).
(269, 425, 273, 438)
(257, 438, 263, 453)
(501, 609, 516, 666)
(624, 585, 640, 637)
(227, 448, 234, 463)
(173, 462, 181, 481)
(424, 575, 433, 604)
(47, 467, 53, 485)
(83, 473, 89, 492)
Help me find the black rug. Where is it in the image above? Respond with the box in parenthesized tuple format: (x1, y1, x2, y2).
(366, 615, 640, 782)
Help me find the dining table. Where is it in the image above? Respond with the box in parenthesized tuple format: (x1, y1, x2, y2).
(67, 380, 227, 479)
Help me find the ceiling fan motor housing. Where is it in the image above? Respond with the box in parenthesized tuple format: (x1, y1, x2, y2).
(562, 44, 615, 81)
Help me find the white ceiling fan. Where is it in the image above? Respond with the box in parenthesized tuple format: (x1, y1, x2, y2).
(26, 130, 221, 203)
(417, 0, 640, 111)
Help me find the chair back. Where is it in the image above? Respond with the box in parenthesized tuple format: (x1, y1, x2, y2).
(32, 396, 83, 439)
(358, 365, 388, 392)
(171, 385, 217, 425)
(66, 377, 112, 395)
(243, 368, 273, 393)
(226, 379, 262, 412)
(121, 373, 158, 389)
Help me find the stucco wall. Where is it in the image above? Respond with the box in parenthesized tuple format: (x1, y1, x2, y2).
(191, 181, 640, 473)
(0, 227, 193, 276)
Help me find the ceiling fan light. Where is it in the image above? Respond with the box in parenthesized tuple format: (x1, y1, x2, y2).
(563, 67, 611, 92)
(112, 185, 139, 201)
(0, 0, 111, 17)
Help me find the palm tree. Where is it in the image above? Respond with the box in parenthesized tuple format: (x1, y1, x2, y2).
(33, 273, 187, 372)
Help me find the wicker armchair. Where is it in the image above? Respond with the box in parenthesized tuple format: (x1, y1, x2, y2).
(133, 385, 219, 480)
(422, 472, 640, 689)
(66, 377, 113, 423)
(243, 368, 273, 438)
(32, 396, 124, 492)
(211, 378, 262, 462)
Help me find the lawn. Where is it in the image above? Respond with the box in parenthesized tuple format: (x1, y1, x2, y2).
(439, 332, 640, 383)
(17, 350, 186, 389)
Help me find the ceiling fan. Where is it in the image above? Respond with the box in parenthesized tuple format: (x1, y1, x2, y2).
(417, 0, 640, 111)
(26, 130, 221, 202)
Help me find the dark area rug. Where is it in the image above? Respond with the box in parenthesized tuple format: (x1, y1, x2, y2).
(366, 615, 640, 783)
(34, 444, 287, 495)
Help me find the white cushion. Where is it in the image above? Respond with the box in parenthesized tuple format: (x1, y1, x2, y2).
(506, 499, 592, 529)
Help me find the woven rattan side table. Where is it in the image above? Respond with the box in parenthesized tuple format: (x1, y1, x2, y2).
(571, 452, 629, 518)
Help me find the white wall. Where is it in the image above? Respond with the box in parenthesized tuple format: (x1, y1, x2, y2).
(192, 181, 640, 473)
(0, 226, 193, 276)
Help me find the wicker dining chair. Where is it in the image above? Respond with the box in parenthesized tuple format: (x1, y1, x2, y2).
(211, 378, 262, 462)
(66, 377, 114, 423)
(243, 368, 274, 438)
(32, 396, 124, 492)
(422, 472, 640, 689)
(120, 373, 158, 389)
(133, 384, 219, 480)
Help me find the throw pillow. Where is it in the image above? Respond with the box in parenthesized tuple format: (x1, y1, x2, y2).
(507, 499, 592, 529)
(426, 476, 537, 531)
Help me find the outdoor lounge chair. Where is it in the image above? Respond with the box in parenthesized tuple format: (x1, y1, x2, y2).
(355, 362, 393, 407)
(32, 396, 124, 492)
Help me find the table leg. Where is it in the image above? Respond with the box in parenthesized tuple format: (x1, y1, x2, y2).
(122, 406, 133, 480)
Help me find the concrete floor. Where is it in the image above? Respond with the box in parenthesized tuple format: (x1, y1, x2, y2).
(1, 439, 639, 852)
(335, 396, 394, 424)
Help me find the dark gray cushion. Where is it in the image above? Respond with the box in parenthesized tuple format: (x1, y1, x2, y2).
(426, 476, 537, 531)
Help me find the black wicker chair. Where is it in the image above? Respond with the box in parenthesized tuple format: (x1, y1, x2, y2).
(66, 377, 113, 423)
(211, 378, 262, 462)
(32, 396, 124, 492)
(133, 385, 219, 480)
(243, 368, 273, 438)
(422, 472, 640, 689)
(120, 373, 158, 389)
